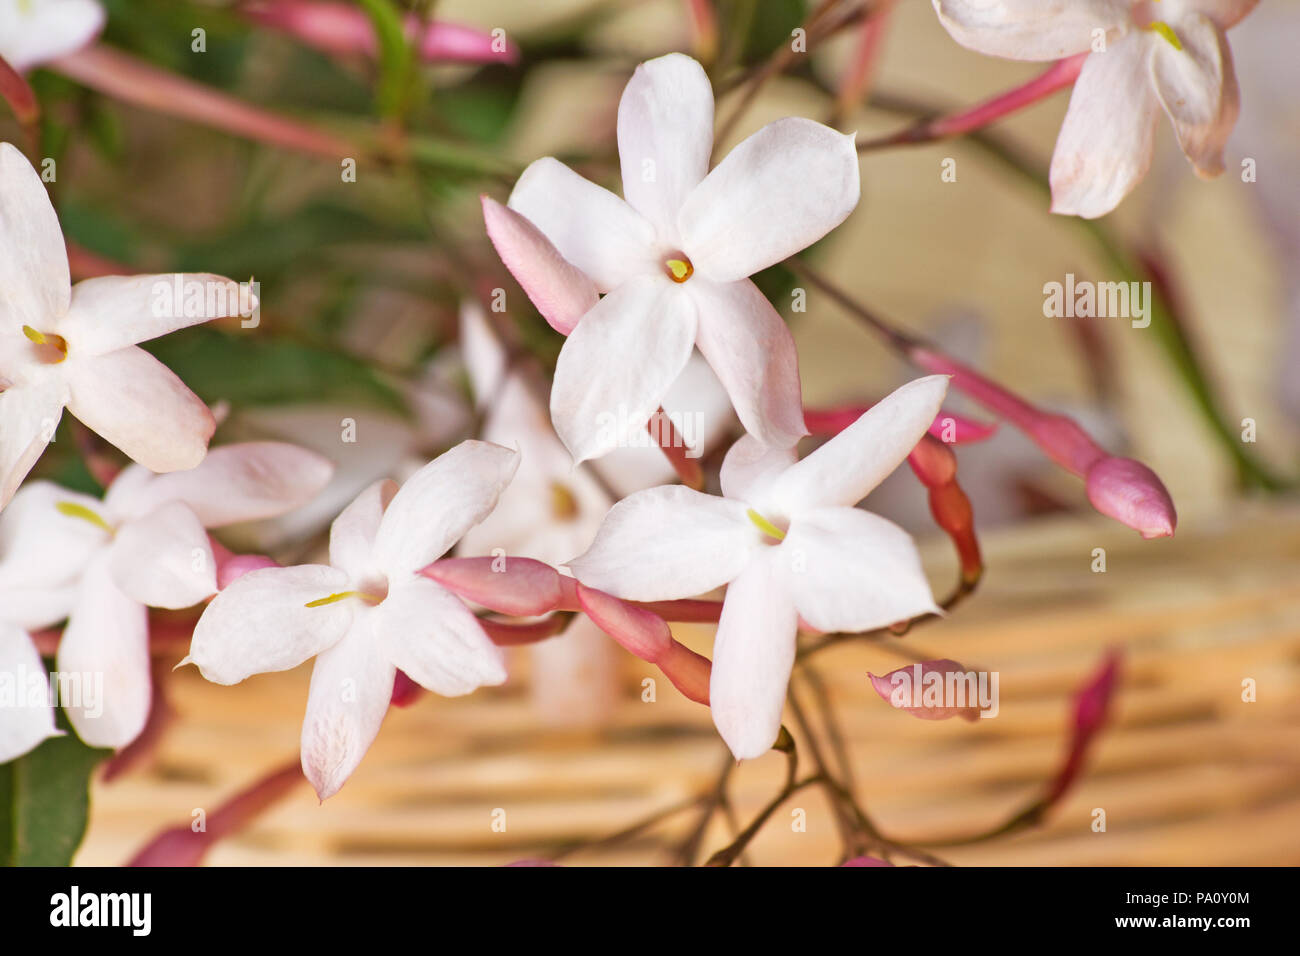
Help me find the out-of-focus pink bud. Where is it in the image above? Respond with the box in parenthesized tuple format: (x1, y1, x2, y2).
(657, 639, 711, 705)
(480, 616, 566, 646)
(213, 542, 280, 590)
(1045, 650, 1121, 804)
(423, 555, 563, 616)
(1085, 457, 1177, 540)
(648, 408, 705, 490)
(0, 54, 38, 130)
(66, 241, 132, 280)
(805, 404, 996, 445)
(841, 855, 895, 867)
(242, 2, 519, 65)
(127, 761, 302, 866)
(908, 435, 981, 588)
(912, 347, 1176, 538)
(576, 583, 672, 662)
(481, 196, 597, 336)
(391, 669, 422, 708)
(869, 660, 986, 721)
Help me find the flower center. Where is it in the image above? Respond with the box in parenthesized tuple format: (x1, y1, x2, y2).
(1144, 20, 1182, 50)
(55, 500, 114, 534)
(1133, 1, 1182, 50)
(663, 255, 693, 283)
(550, 480, 579, 521)
(23, 326, 68, 364)
(746, 508, 786, 543)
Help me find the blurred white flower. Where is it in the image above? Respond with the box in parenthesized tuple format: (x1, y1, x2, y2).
(0, 0, 103, 72)
(0, 143, 254, 509)
(187, 440, 518, 799)
(6, 443, 330, 750)
(570, 377, 948, 759)
(932, 0, 1256, 217)
(506, 52, 859, 462)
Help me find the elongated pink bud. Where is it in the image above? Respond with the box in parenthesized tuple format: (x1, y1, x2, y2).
(423, 555, 563, 616)
(242, 2, 518, 64)
(907, 436, 981, 588)
(0, 55, 38, 126)
(912, 347, 1176, 538)
(657, 639, 711, 705)
(127, 761, 302, 866)
(212, 540, 280, 590)
(482, 196, 598, 335)
(1045, 650, 1121, 804)
(575, 583, 671, 662)
(869, 660, 986, 721)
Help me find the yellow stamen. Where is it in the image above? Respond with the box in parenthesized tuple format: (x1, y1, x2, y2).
(1146, 21, 1182, 51)
(22, 325, 68, 361)
(549, 480, 579, 521)
(746, 508, 786, 542)
(305, 590, 382, 608)
(55, 501, 113, 534)
(22, 325, 46, 344)
(664, 258, 693, 283)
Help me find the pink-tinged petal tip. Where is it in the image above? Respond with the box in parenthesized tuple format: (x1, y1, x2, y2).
(869, 659, 988, 721)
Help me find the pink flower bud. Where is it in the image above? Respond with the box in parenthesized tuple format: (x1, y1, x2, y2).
(481, 196, 598, 335)
(423, 556, 563, 616)
(869, 660, 985, 721)
(575, 583, 671, 662)
(1085, 457, 1177, 540)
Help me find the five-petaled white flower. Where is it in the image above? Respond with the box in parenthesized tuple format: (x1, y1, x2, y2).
(2, 442, 331, 750)
(932, 0, 1257, 218)
(0, 142, 254, 509)
(0, 0, 104, 72)
(186, 440, 519, 799)
(506, 52, 860, 463)
(570, 376, 949, 759)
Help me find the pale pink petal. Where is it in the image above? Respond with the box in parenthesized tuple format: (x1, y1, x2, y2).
(0, 376, 66, 510)
(550, 276, 697, 463)
(57, 553, 150, 748)
(0, 622, 61, 762)
(329, 479, 396, 581)
(65, 346, 215, 473)
(481, 196, 597, 336)
(678, 118, 860, 283)
(1182, 0, 1258, 30)
(709, 550, 797, 760)
(1149, 14, 1239, 178)
(868, 660, 982, 720)
(106, 441, 332, 526)
(688, 278, 806, 448)
(56, 273, 255, 356)
(931, 0, 1126, 61)
(770, 376, 948, 514)
(0, 0, 104, 72)
(617, 52, 714, 242)
(300, 618, 396, 799)
(108, 501, 216, 609)
(371, 440, 519, 576)
(507, 158, 658, 292)
(372, 578, 506, 696)
(568, 485, 754, 602)
(0, 142, 69, 327)
(782, 507, 938, 633)
(1049, 35, 1162, 218)
(187, 564, 353, 685)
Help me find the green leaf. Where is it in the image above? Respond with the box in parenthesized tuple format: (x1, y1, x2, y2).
(0, 709, 110, 867)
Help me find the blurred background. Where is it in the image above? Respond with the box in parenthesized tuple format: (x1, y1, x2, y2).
(6, 0, 1296, 865)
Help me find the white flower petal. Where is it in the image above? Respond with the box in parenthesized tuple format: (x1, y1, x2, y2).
(1049, 34, 1162, 218)
(617, 52, 714, 242)
(719, 432, 797, 502)
(56, 273, 254, 356)
(709, 550, 797, 760)
(507, 158, 658, 292)
(0, 480, 104, 613)
(1181, 0, 1257, 30)
(64, 345, 215, 473)
(57, 553, 150, 748)
(0, 0, 104, 72)
(0, 622, 61, 763)
(689, 278, 806, 448)
(550, 276, 697, 464)
(678, 118, 860, 283)
(0, 376, 66, 510)
(329, 479, 397, 582)
(106, 441, 333, 527)
(109, 501, 216, 609)
(371, 440, 519, 576)
(188, 564, 353, 685)
(1150, 14, 1239, 178)
(770, 376, 948, 514)
(0, 142, 70, 328)
(781, 507, 939, 633)
(568, 485, 754, 601)
(372, 577, 506, 696)
(931, 0, 1126, 61)
(300, 618, 395, 800)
